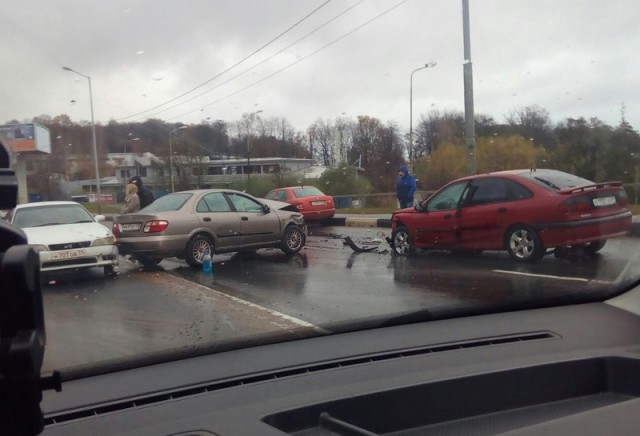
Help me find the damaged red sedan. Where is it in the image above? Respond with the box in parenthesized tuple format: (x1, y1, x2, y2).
(264, 186, 335, 222)
(390, 169, 632, 262)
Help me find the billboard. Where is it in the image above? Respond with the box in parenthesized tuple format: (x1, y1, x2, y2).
(0, 123, 51, 154)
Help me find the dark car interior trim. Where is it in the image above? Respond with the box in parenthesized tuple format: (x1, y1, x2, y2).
(41, 284, 640, 435)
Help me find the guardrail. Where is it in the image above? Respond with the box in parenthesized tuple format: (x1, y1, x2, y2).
(332, 191, 433, 210)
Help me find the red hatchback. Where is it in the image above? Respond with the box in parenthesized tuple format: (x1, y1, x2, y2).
(390, 169, 632, 262)
(265, 186, 335, 221)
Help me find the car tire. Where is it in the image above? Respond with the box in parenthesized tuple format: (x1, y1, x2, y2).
(584, 239, 606, 254)
(281, 224, 305, 254)
(186, 234, 213, 267)
(136, 255, 163, 267)
(104, 265, 117, 277)
(505, 224, 545, 263)
(391, 225, 415, 256)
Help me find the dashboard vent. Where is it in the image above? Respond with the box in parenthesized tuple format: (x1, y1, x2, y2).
(44, 331, 557, 427)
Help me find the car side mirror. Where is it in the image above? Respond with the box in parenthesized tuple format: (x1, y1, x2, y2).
(414, 203, 425, 212)
(94, 214, 106, 222)
(262, 204, 271, 213)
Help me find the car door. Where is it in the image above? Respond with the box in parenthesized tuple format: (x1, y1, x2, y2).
(225, 192, 282, 246)
(457, 177, 532, 249)
(195, 192, 244, 249)
(414, 181, 470, 247)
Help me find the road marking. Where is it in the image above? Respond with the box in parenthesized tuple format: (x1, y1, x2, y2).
(166, 272, 329, 334)
(222, 293, 329, 333)
(492, 269, 593, 283)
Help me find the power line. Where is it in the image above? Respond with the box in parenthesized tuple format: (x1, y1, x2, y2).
(117, 0, 333, 122)
(134, 0, 366, 122)
(168, 0, 411, 121)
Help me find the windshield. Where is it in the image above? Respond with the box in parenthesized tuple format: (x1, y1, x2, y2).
(1, 0, 639, 384)
(13, 204, 94, 228)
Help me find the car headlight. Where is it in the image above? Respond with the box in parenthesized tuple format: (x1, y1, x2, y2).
(29, 244, 49, 253)
(91, 236, 115, 246)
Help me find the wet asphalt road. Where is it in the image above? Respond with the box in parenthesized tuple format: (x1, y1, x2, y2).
(41, 225, 640, 373)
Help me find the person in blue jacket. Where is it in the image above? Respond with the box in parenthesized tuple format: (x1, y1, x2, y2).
(396, 165, 416, 209)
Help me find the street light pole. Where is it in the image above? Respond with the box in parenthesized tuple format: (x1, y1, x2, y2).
(169, 126, 188, 192)
(124, 137, 139, 154)
(63, 66, 101, 212)
(246, 110, 263, 186)
(462, 0, 477, 175)
(632, 153, 640, 205)
(409, 61, 437, 172)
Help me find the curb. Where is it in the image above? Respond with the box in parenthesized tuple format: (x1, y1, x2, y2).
(327, 216, 640, 237)
(326, 217, 391, 228)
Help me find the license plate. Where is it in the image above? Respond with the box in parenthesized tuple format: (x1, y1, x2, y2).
(51, 248, 87, 260)
(311, 201, 325, 206)
(592, 196, 616, 207)
(121, 223, 142, 231)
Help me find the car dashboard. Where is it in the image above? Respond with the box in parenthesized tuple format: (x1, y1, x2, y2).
(41, 284, 640, 435)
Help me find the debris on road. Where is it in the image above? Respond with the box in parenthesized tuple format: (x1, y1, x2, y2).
(343, 236, 378, 253)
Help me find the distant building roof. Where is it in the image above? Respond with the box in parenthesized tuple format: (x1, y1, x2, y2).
(107, 152, 164, 167)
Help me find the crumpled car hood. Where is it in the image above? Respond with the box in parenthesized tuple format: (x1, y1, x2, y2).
(261, 198, 300, 214)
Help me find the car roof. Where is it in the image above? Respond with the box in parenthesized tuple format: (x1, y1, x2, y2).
(14, 201, 86, 209)
(459, 169, 549, 180)
(272, 186, 322, 190)
(169, 189, 246, 195)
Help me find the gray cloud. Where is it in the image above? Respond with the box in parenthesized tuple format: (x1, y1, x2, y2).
(2, 0, 639, 131)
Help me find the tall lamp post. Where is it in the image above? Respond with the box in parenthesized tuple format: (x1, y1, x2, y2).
(409, 61, 437, 172)
(169, 126, 188, 192)
(462, 0, 477, 175)
(632, 153, 640, 205)
(124, 135, 140, 154)
(246, 109, 263, 186)
(62, 66, 101, 212)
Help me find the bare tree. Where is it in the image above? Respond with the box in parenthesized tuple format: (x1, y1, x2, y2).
(307, 118, 333, 166)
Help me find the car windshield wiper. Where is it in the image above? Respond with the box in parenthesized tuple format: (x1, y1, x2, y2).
(32, 222, 64, 227)
(71, 220, 94, 223)
(534, 177, 561, 190)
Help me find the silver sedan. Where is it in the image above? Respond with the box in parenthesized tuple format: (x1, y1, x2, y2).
(112, 189, 307, 267)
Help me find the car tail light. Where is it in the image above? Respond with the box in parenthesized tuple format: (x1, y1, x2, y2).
(143, 220, 169, 233)
(560, 196, 592, 215)
(294, 202, 304, 210)
(111, 222, 120, 235)
(616, 190, 629, 207)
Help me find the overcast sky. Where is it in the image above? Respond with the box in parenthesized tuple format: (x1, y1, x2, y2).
(2, 0, 639, 133)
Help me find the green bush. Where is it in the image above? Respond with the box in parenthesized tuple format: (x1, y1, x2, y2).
(317, 165, 373, 196)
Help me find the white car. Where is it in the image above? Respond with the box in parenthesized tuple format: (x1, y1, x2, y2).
(5, 201, 119, 276)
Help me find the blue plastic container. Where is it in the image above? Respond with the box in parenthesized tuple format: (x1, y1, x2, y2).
(202, 250, 213, 273)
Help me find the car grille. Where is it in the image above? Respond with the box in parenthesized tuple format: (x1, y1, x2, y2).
(42, 258, 97, 268)
(48, 241, 92, 251)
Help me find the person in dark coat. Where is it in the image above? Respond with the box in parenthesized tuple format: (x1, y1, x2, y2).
(129, 175, 154, 209)
(396, 165, 416, 209)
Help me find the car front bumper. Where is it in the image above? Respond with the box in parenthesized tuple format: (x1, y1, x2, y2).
(40, 244, 119, 272)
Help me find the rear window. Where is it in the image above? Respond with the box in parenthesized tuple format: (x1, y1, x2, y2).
(517, 170, 594, 191)
(265, 190, 287, 201)
(293, 187, 324, 198)
(142, 193, 192, 212)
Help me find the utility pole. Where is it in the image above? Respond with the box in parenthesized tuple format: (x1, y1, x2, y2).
(462, 0, 477, 175)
